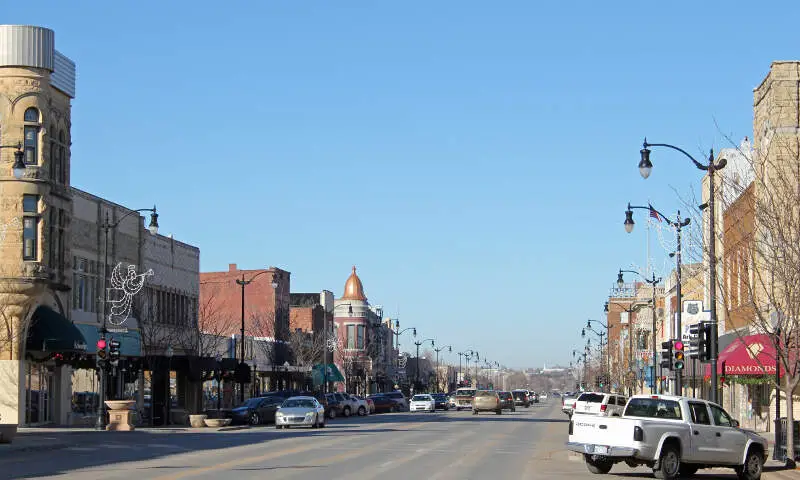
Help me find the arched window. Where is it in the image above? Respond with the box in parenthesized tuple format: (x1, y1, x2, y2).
(23, 107, 40, 165)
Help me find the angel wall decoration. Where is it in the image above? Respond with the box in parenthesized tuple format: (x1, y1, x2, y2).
(106, 262, 154, 325)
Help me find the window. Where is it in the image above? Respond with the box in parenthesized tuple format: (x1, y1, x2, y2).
(73, 256, 99, 313)
(623, 398, 682, 419)
(689, 402, 711, 424)
(710, 404, 733, 427)
(346, 325, 355, 349)
(357, 325, 365, 349)
(22, 195, 39, 261)
(22, 217, 38, 260)
(23, 108, 39, 165)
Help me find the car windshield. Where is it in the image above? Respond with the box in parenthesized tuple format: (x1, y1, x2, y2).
(475, 390, 495, 397)
(512, 392, 526, 398)
(456, 389, 476, 397)
(282, 399, 316, 409)
(412, 395, 432, 401)
(432, 394, 446, 399)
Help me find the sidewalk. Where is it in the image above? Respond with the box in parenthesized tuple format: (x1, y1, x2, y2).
(2, 424, 251, 454)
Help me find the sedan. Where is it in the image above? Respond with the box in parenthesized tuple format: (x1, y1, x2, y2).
(230, 396, 283, 425)
(431, 393, 450, 411)
(371, 395, 401, 413)
(410, 394, 436, 413)
(275, 396, 326, 429)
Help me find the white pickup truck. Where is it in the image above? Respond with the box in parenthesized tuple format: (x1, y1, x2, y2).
(566, 394, 768, 480)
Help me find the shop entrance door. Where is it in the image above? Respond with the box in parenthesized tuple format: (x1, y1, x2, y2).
(25, 362, 54, 425)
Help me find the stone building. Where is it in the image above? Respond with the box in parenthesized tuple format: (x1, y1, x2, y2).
(0, 25, 201, 431)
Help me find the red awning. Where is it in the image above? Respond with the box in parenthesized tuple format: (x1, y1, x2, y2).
(704, 334, 781, 376)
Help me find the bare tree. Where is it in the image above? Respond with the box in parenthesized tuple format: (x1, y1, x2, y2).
(287, 329, 325, 369)
(176, 284, 235, 359)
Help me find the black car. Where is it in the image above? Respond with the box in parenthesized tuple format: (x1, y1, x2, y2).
(431, 393, 450, 411)
(231, 395, 285, 425)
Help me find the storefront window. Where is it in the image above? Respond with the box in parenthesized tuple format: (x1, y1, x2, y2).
(25, 362, 53, 424)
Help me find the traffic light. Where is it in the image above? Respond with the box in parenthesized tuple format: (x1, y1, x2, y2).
(699, 322, 712, 362)
(109, 339, 121, 364)
(96, 338, 107, 359)
(673, 340, 685, 370)
(660, 341, 673, 369)
(599, 375, 605, 389)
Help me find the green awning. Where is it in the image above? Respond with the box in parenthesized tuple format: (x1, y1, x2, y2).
(311, 363, 345, 385)
(26, 306, 87, 353)
(74, 324, 142, 357)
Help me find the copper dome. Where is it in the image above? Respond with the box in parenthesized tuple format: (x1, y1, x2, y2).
(341, 266, 367, 301)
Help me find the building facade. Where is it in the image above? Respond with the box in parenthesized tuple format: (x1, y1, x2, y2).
(333, 267, 393, 394)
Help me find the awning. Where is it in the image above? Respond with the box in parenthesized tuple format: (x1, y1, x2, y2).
(311, 363, 345, 384)
(704, 334, 780, 376)
(74, 324, 141, 357)
(26, 306, 87, 353)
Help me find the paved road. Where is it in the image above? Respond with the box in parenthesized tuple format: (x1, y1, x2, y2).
(2, 402, 797, 479)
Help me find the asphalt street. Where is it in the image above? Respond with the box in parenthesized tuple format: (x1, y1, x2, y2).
(2, 401, 797, 479)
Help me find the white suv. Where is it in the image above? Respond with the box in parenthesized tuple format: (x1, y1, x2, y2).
(572, 391, 627, 417)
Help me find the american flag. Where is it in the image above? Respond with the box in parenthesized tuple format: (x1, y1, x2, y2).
(649, 205, 661, 222)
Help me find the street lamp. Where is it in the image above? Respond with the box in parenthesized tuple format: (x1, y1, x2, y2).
(433, 344, 452, 392)
(583, 319, 611, 392)
(235, 270, 278, 403)
(458, 349, 477, 387)
(414, 338, 435, 391)
(215, 353, 223, 413)
(618, 269, 661, 394)
(390, 320, 416, 386)
(624, 202, 691, 395)
(0, 143, 25, 179)
(96, 205, 160, 430)
(638, 138, 727, 402)
(605, 300, 650, 396)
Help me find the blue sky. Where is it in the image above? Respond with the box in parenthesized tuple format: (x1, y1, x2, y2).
(8, 1, 800, 369)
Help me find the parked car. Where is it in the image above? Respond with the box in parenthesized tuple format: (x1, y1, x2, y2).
(371, 395, 402, 413)
(324, 393, 345, 419)
(572, 392, 627, 417)
(431, 393, 450, 411)
(352, 395, 371, 415)
(275, 396, 326, 429)
(511, 390, 530, 408)
(410, 394, 436, 413)
(566, 394, 768, 479)
(472, 390, 501, 415)
(498, 391, 516, 412)
(230, 395, 283, 425)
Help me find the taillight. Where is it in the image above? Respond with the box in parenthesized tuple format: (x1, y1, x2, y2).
(600, 404, 607, 413)
(572, 402, 576, 409)
(633, 426, 644, 441)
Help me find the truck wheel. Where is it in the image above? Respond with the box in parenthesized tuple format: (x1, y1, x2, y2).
(653, 445, 681, 480)
(735, 448, 764, 480)
(584, 454, 613, 474)
(678, 464, 698, 477)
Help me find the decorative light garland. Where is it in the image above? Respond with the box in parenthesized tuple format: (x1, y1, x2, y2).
(106, 262, 154, 326)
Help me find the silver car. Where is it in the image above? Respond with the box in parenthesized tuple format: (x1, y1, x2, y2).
(275, 396, 326, 429)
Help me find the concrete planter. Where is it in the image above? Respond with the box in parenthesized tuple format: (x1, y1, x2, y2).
(0, 425, 17, 444)
(105, 400, 136, 431)
(203, 418, 231, 428)
(189, 414, 208, 428)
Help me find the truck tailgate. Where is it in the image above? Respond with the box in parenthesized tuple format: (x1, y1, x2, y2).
(570, 415, 636, 449)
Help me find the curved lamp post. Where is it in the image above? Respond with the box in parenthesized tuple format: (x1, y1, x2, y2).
(638, 138, 726, 402)
(235, 270, 278, 402)
(390, 321, 416, 387)
(96, 205, 159, 430)
(605, 300, 650, 396)
(624, 202, 691, 395)
(433, 344, 452, 392)
(582, 319, 611, 392)
(413, 338, 435, 390)
(458, 349, 478, 387)
(617, 269, 661, 394)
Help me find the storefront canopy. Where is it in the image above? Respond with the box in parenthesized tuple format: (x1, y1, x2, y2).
(705, 333, 781, 376)
(75, 324, 141, 357)
(26, 306, 87, 354)
(311, 363, 345, 385)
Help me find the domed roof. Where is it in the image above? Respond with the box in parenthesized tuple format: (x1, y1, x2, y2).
(341, 266, 367, 301)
